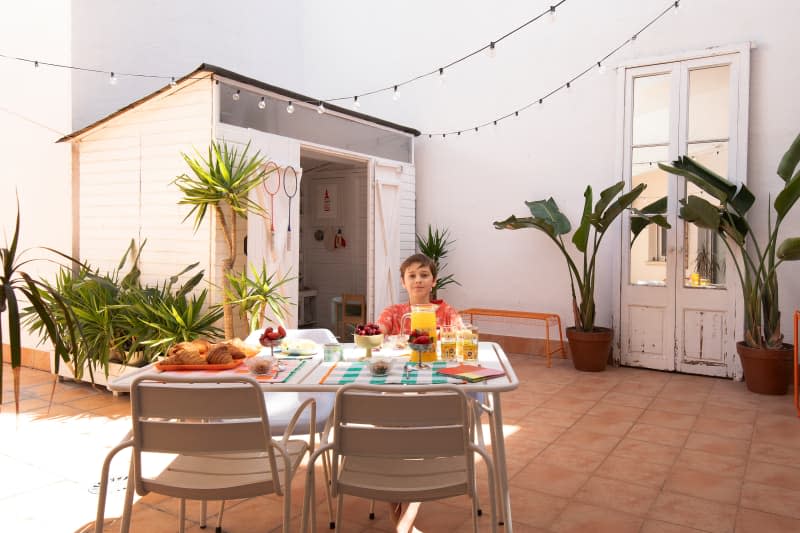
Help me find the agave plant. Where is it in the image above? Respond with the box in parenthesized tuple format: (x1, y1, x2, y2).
(225, 261, 294, 331)
(658, 131, 800, 349)
(415, 225, 460, 300)
(173, 140, 272, 338)
(1, 202, 79, 412)
(494, 182, 669, 332)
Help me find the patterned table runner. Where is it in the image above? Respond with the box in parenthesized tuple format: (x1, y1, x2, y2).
(320, 360, 465, 385)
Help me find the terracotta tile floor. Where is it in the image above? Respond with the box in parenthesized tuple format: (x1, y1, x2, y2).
(2, 354, 800, 532)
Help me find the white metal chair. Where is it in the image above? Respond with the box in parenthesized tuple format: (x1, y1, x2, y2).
(302, 384, 498, 533)
(95, 374, 315, 533)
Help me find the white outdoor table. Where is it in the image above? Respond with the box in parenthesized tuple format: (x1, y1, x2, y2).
(109, 341, 520, 531)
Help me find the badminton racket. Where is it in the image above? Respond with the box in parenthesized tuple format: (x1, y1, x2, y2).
(283, 165, 299, 250)
(261, 161, 281, 234)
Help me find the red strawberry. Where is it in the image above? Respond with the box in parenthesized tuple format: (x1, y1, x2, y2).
(266, 331, 281, 340)
(415, 335, 430, 344)
(277, 325, 286, 338)
(266, 326, 273, 333)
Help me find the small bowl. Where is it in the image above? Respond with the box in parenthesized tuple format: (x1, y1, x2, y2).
(354, 333, 384, 358)
(368, 358, 392, 376)
(244, 356, 274, 375)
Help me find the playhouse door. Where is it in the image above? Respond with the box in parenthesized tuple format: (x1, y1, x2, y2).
(219, 126, 302, 327)
(369, 161, 402, 320)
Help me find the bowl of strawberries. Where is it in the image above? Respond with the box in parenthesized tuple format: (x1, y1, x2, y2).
(259, 325, 287, 356)
(408, 329, 434, 367)
(353, 322, 384, 359)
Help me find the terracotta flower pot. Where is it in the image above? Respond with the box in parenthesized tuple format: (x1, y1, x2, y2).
(736, 341, 793, 395)
(566, 327, 613, 372)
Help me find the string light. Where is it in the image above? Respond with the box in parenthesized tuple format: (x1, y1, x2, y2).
(549, 5, 557, 23)
(438, 67, 446, 86)
(109, 72, 117, 85)
(232, 89, 240, 101)
(421, 0, 680, 138)
(597, 61, 606, 75)
(258, 96, 266, 109)
(34, 61, 39, 68)
(317, 101, 325, 114)
(170, 76, 177, 87)
(353, 95, 360, 109)
(392, 85, 400, 101)
(488, 41, 496, 59)
(286, 101, 295, 114)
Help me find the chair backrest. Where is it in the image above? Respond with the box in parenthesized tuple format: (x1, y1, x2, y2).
(332, 384, 473, 460)
(129, 374, 280, 493)
(341, 293, 366, 322)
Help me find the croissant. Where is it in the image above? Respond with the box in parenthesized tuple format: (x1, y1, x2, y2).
(162, 350, 207, 366)
(167, 339, 210, 359)
(206, 342, 245, 364)
(213, 339, 250, 359)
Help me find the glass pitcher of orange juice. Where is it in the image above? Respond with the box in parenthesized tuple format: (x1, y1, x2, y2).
(401, 303, 438, 362)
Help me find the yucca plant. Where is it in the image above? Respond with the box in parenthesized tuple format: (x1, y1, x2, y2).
(659, 131, 800, 349)
(172, 140, 272, 338)
(225, 261, 294, 331)
(415, 225, 460, 300)
(1, 202, 79, 413)
(494, 182, 669, 332)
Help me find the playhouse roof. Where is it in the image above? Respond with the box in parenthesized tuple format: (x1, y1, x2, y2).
(57, 63, 420, 143)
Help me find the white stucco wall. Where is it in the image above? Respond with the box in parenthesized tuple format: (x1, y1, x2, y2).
(5, 0, 800, 350)
(0, 2, 72, 347)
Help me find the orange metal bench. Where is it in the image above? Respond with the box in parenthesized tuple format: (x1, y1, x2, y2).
(460, 308, 566, 367)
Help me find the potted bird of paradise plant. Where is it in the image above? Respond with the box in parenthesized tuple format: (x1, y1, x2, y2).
(495, 181, 669, 371)
(659, 132, 800, 394)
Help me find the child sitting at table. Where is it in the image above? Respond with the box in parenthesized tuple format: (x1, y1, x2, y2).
(377, 253, 462, 334)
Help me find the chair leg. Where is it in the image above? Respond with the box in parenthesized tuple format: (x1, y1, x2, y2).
(335, 494, 344, 533)
(283, 470, 293, 533)
(321, 450, 335, 529)
(216, 501, 226, 533)
(200, 500, 207, 529)
(178, 498, 186, 533)
(368, 499, 375, 520)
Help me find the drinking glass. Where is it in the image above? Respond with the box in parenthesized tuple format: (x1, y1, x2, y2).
(457, 325, 479, 362)
(439, 325, 457, 361)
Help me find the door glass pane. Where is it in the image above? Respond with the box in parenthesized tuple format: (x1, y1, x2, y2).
(688, 65, 730, 141)
(630, 145, 669, 286)
(633, 74, 671, 146)
(683, 141, 729, 288)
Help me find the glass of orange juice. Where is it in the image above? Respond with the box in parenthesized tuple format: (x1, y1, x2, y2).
(439, 325, 457, 361)
(457, 325, 479, 361)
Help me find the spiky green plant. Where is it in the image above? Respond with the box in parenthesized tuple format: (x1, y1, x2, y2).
(659, 131, 800, 349)
(415, 225, 460, 300)
(1, 201, 79, 413)
(225, 261, 294, 331)
(495, 182, 670, 332)
(172, 140, 273, 338)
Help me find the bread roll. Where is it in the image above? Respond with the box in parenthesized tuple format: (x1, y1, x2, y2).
(207, 343, 245, 363)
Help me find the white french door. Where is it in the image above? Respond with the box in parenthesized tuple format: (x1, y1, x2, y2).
(617, 46, 750, 378)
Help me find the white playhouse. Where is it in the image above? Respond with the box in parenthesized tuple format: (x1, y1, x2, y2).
(58, 64, 420, 336)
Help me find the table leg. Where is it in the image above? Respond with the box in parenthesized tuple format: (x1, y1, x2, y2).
(490, 391, 513, 531)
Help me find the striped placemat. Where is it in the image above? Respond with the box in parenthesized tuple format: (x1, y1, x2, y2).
(319, 360, 464, 385)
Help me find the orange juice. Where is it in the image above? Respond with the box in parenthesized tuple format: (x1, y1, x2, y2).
(410, 304, 438, 362)
(457, 326, 479, 361)
(439, 325, 457, 361)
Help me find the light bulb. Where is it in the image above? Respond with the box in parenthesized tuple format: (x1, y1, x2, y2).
(286, 101, 295, 114)
(438, 67, 446, 86)
(565, 82, 571, 91)
(317, 101, 325, 114)
(170, 77, 177, 87)
(392, 85, 400, 101)
(232, 89, 240, 101)
(109, 72, 117, 85)
(549, 5, 556, 23)
(674, 1, 680, 10)
(353, 96, 360, 109)
(258, 96, 266, 109)
(537, 98, 543, 110)
(34, 61, 39, 68)
(597, 61, 606, 75)
(488, 42, 496, 58)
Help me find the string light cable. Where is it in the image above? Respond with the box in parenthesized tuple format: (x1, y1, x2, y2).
(422, 0, 682, 138)
(321, 0, 570, 104)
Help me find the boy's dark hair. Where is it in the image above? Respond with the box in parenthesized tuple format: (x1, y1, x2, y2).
(400, 253, 437, 279)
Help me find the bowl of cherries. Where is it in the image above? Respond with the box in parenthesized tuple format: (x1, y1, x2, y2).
(353, 323, 384, 358)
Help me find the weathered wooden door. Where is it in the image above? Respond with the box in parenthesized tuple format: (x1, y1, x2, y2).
(617, 46, 750, 378)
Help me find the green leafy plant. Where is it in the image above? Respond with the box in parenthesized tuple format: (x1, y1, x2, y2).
(494, 182, 669, 332)
(415, 225, 460, 300)
(172, 140, 272, 338)
(659, 132, 800, 349)
(1, 202, 79, 412)
(25, 240, 222, 378)
(225, 261, 295, 331)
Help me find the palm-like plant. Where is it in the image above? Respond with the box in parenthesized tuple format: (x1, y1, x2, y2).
(658, 131, 800, 349)
(173, 140, 272, 338)
(495, 182, 669, 332)
(225, 261, 295, 331)
(1, 203, 79, 412)
(415, 225, 460, 300)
